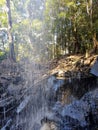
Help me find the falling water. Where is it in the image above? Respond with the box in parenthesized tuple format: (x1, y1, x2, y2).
(13, 75, 59, 130)
(11, 0, 98, 129)
(0, 0, 98, 130)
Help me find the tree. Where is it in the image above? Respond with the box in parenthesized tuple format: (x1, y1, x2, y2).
(6, 0, 16, 61)
(45, 0, 98, 57)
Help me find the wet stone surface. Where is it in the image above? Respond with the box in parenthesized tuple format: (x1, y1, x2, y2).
(40, 88, 98, 130)
(40, 76, 98, 130)
(0, 74, 98, 130)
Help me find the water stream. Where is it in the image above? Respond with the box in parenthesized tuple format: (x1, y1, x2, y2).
(8, 74, 97, 130)
(0, 0, 98, 129)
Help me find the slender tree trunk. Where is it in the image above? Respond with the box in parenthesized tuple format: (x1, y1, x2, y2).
(74, 34, 79, 53)
(93, 33, 98, 53)
(87, 0, 98, 53)
(86, 0, 92, 27)
(6, 0, 16, 62)
(86, 0, 95, 53)
(90, 0, 93, 28)
(73, 22, 80, 54)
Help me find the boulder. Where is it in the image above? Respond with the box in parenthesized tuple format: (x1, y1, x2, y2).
(90, 57, 98, 76)
(40, 89, 98, 130)
(40, 117, 61, 130)
(61, 89, 98, 128)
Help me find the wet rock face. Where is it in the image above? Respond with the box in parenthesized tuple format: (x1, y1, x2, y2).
(40, 89, 98, 130)
(56, 76, 97, 100)
(90, 57, 98, 76)
(40, 117, 61, 130)
(40, 122, 58, 130)
(32, 123, 41, 130)
(62, 89, 98, 129)
(40, 116, 82, 130)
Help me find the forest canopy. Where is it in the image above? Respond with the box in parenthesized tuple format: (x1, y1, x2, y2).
(0, 0, 98, 62)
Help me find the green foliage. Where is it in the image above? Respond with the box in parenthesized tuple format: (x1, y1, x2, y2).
(0, 12, 7, 26)
(0, 51, 7, 61)
(31, 19, 42, 31)
(0, 0, 5, 6)
(0, 0, 98, 61)
(0, 0, 7, 27)
(45, 0, 98, 56)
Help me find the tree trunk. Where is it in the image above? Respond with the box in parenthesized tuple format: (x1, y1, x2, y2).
(90, 0, 93, 28)
(73, 27, 80, 54)
(93, 33, 98, 53)
(86, 0, 93, 28)
(6, 0, 16, 62)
